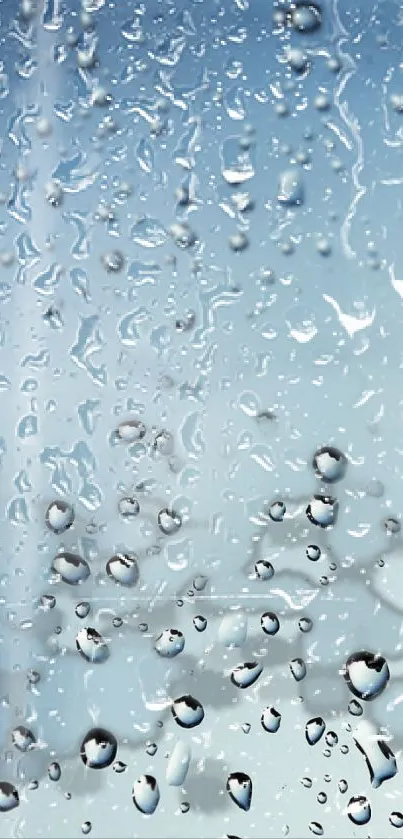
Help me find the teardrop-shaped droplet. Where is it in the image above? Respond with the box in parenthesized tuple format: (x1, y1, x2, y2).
(226, 772, 252, 811)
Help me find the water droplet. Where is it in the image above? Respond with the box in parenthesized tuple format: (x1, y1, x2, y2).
(81, 822, 92, 836)
(343, 651, 390, 701)
(306, 544, 321, 561)
(305, 717, 326, 745)
(312, 446, 347, 483)
(299, 617, 313, 633)
(325, 731, 338, 747)
(106, 554, 139, 587)
(157, 508, 182, 535)
(113, 761, 127, 774)
(347, 795, 371, 826)
(348, 699, 363, 717)
(291, 2, 322, 33)
(76, 601, 91, 619)
(301, 777, 313, 788)
(169, 222, 197, 250)
(261, 707, 281, 733)
(231, 661, 263, 689)
(11, 725, 35, 752)
(278, 169, 304, 206)
(306, 495, 338, 528)
(317, 792, 327, 804)
(261, 612, 280, 635)
(154, 430, 174, 455)
(193, 575, 208, 591)
(154, 629, 185, 658)
(132, 775, 160, 815)
(290, 658, 307, 681)
(228, 231, 249, 252)
(28, 670, 40, 685)
(384, 517, 401, 534)
(390, 812, 403, 829)
(193, 615, 207, 632)
(171, 695, 204, 729)
(226, 772, 252, 811)
(76, 628, 109, 664)
(80, 728, 117, 769)
(268, 501, 286, 522)
(52, 552, 91, 585)
(166, 741, 191, 786)
(0, 782, 19, 812)
(118, 497, 140, 518)
(353, 720, 397, 788)
(48, 762, 61, 782)
(255, 560, 275, 580)
(338, 779, 348, 793)
(308, 822, 323, 836)
(116, 420, 146, 443)
(45, 500, 74, 534)
(287, 47, 309, 73)
(180, 802, 190, 813)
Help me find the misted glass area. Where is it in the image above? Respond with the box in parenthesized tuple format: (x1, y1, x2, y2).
(0, 0, 402, 837)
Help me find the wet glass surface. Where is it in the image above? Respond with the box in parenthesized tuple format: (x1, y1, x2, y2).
(0, 0, 403, 836)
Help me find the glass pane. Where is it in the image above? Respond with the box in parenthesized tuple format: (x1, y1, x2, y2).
(0, 0, 400, 837)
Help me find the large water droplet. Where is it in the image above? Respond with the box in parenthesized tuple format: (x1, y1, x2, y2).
(343, 651, 390, 701)
(306, 495, 338, 528)
(166, 741, 191, 786)
(291, 2, 322, 33)
(76, 628, 109, 664)
(80, 728, 117, 769)
(154, 629, 185, 658)
(261, 612, 280, 635)
(171, 695, 204, 728)
(347, 796, 371, 826)
(45, 500, 74, 534)
(52, 552, 91, 585)
(312, 446, 347, 483)
(106, 554, 139, 587)
(305, 717, 326, 745)
(261, 706, 281, 733)
(0, 782, 19, 812)
(132, 775, 160, 814)
(231, 661, 263, 689)
(226, 772, 252, 811)
(11, 725, 35, 752)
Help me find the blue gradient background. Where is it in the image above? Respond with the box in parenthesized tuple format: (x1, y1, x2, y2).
(0, 0, 403, 836)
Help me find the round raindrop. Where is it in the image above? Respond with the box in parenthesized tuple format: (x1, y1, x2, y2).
(338, 779, 348, 794)
(45, 500, 74, 534)
(157, 508, 182, 535)
(169, 222, 196, 249)
(193, 615, 207, 632)
(290, 657, 307, 682)
(261, 612, 280, 635)
(390, 812, 403, 828)
(48, 762, 61, 782)
(229, 231, 249, 252)
(343, 651, 390, 701)
(80, 728, 117, 769)
(154, 629, 185, 658)
(312, 446, 347, 483)
(226, 772, 252, 811)
(106, 554, 139, 587)
(171, 695, 204, 729)
(193, 575, 208, 591)
(261, 706, 281, 733)
(81, 822, 92, 836)
(306, 495, 338, 528)
(0, 782, 19, 812)
(132, 775, 160, 815)
(347, 795, 371, 826)
(255, 559, 274, 580)
(52, 552, 90, 585)
(305, 717, 325, 746)
(76, 601, 91, 619)
(101, 250, 125, 273)
(306, 544, 321, 561)
(76, 627, 109, 664)
(231, 661, 263, 689)
(118, 497, 140, 518)
(269, 501, 286, 522)
(11, 725, 35, 752)
(299, 617, 313, 633)
(116, 420, 146, 443)
(291, 2, 322, 33)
